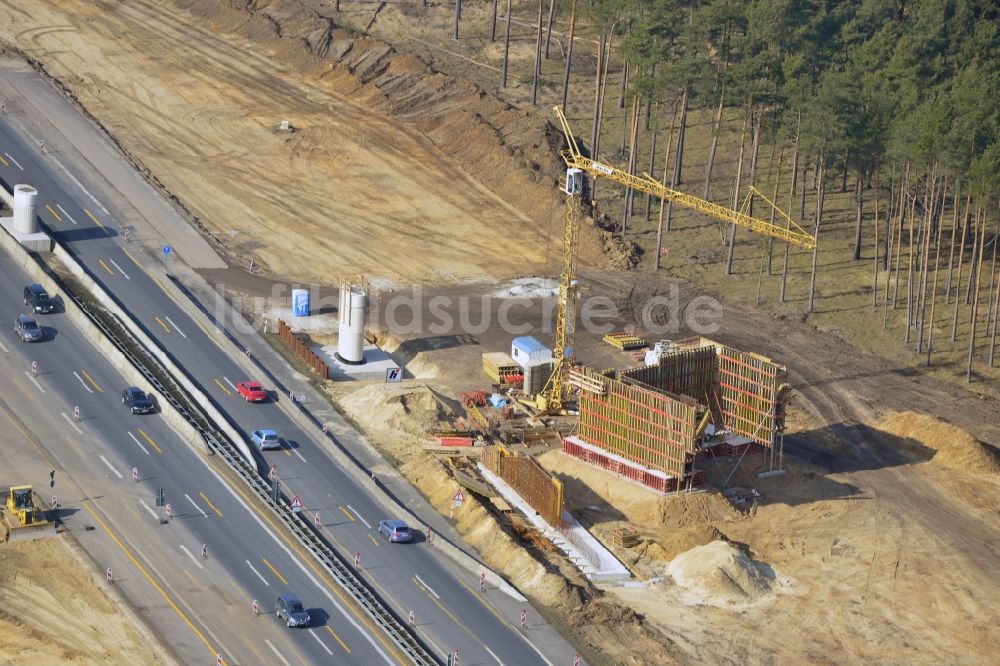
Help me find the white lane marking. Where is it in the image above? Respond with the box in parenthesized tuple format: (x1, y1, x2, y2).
(46, 150, 110, 214)
(56, 204, 78, 225)
(308, 629, 334, 656)
(347, 505, 371, 529)
(130, 539, 236, 662)
(24, 371, 45, 393)
(165, 316, 186, 338)
(99, 455, 123, 478)
(265, 639, 292, 666)
(140, 499, 159, 520)
(179, 544, 205, 570)
(0, 338, 8, 352)
(73, 371, 94, 393)
(293, 448, 307, 463)
(246, 560, 269, 586)
(223, 376, 236, 390)
(201, 446, 393, 664)
(485, 645, 506, 666)
(109, 259, 131, 279)
(127, 431, 150, 455)
(60, 411, 82, 434)
(4, 152, 22, 170)
(414, 574, 440, 600)
(185, 493, 208, 518)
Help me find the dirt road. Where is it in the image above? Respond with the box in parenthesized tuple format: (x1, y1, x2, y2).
(0, 0, 557, 285)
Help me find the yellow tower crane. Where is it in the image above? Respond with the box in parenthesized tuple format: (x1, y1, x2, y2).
(552, 106, 816, 249)
(537, 107, 814, 413)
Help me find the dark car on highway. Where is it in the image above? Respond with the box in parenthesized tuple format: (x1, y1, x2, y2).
(23, 284, 54, 314)
(13, 314, 43, 342)
(276, 594, 310, 628)
(121, 386, 155, 414)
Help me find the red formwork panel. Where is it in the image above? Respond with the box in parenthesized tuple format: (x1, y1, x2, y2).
(562, 438, 702, 493)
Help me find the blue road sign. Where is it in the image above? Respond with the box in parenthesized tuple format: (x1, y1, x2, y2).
(163, 245, 172, 257)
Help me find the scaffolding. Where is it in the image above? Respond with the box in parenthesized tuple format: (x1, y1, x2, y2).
(570, 339, 790, 491)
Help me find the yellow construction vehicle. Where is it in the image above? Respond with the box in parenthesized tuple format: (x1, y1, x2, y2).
(5, 484, 55, 540)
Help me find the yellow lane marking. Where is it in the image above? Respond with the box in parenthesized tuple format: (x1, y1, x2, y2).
(211, 464, 405, 663)
(419, 580, 479, 641)
(283, 445, 291, 457)
(0, 154, 7, 166)
(123, 247, 143, 268)
(243, 638, 266, 663)
(326, 626, 351, 653)
(214, 378, 232, 395)
(99, 259, 115, 275)
(82, 503, 225, 663)
(81, 369, 103, 392)
(124, 502, 142, 523)
(338, 506, 355, 523)
(184, 569, 200, 588)
(64, 436, 86, 459)
(46, 204, 62, 221)
(261, 558, 288, 586)
(368, 534, 379, 547)
(84, 208, 107, 233)
(199, 492, 223, 517)
(459, 579, 512, 627)
(137, 428, 162, 454)
(155, 316, 171, 333)
(13, 376, 32, 400)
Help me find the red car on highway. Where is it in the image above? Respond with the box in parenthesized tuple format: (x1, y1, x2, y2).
(237, 381, 267, 402)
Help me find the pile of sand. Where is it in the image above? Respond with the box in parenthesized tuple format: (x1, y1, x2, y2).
(667, 540, 781, 608)
(340, 383, 453, 439)
(0, 536, 163, 664)
(880, 411, 1000, 475)
(538, 450, 740, 530)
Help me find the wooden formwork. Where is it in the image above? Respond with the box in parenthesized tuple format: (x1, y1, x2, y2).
(574, 340, 788, 481)
(578, 367, 702, 479)
(482, 446, 563, 527)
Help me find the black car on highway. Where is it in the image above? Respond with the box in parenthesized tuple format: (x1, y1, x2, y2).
(23, 284, 54, 314)
(121, 386, 155, 414)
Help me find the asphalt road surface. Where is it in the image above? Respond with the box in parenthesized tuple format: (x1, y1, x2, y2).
(0, 76, 564, 665)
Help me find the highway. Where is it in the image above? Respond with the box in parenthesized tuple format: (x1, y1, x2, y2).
(0, 250, 391, 664)
(0, 85, 562, 664)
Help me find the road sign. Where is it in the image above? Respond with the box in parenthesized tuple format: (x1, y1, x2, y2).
(453, 489, 465, 508)
(106, 567, 113, 583)
(269, 464, 277, 481)
(290, 495, 303, 513)
(163, 245, 172, 258)
(385, 366, 402, 383)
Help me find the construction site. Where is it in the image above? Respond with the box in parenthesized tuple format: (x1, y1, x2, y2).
(1, 1, 999, 665)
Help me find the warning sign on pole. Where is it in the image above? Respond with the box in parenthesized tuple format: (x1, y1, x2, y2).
(132, 467, 139, 482)
(106, 567, 113, 583)
(269, 464, 277, 481)
(479, 571, 486, 592)
(252, 599, 259, 616)
(51, 495, 58, 509)
(520, 608, 526, 628)
(290, 496, 303, 513)
(573, 654, 580, 666)
(216, 653, 223, 666)
(165, 503, 172, 519)
(31, 361, 37, 376)
(73, 405, 80, 421)
(314, 512, 321, 527)
(453, 489, 465, 508)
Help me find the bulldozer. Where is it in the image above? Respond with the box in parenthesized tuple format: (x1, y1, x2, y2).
(4, 485, 55, 541)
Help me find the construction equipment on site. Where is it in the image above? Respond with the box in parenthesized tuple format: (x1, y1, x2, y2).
(535, 169, 585, 413)
(5, 485, 55, 541)
(552, 106, 815, 249)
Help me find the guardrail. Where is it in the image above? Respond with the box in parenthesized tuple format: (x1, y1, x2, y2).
(65, 287, 437, 665)
(0, 178, 437, 664)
